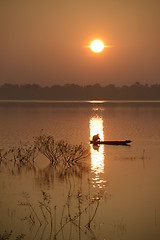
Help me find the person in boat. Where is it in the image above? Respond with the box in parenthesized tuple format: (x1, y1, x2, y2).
(92, 134, 101, 143)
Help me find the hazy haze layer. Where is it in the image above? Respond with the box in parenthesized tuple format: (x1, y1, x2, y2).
(1, 0, 160, 86)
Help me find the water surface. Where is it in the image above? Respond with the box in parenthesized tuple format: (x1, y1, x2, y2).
(0, 101, 160, 240)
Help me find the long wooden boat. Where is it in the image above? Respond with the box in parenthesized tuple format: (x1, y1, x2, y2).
(90, 140, 132, 146)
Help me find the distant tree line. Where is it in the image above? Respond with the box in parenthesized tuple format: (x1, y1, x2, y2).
(0, 82, 160, 100)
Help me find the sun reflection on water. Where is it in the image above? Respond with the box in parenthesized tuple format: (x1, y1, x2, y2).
(89, 115, 107, 189)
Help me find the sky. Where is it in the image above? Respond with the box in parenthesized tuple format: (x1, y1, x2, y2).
(0, 0, 160, 86)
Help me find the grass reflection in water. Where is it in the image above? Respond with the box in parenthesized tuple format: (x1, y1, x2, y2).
(0, 134, 107, 240)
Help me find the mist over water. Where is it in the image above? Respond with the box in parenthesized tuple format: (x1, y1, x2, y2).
(0, 101, 160, 240)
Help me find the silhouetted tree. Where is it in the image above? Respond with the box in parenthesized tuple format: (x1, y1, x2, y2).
(0, 83, 160, 100)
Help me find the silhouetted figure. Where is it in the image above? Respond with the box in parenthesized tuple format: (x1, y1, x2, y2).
(92, 134, 101, 143)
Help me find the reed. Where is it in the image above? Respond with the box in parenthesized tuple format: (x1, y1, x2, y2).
(34, 134, 89, 167)
(0, 135, 90, 181)
(18, 180, 104, 240)
(0, 230, 25, 240)
(0, 135, 104, 239)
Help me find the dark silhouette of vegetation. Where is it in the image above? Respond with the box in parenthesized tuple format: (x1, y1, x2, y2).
(34, 135, 89, 166)
(0, 231, 25, 240)
(18, 187, 103, 240)
(0, 135, 105, 240)
(0, 82, 160, 100)
(0, 135, 90, 180)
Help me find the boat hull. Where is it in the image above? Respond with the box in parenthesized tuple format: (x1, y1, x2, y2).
(90, 140, 132, 146)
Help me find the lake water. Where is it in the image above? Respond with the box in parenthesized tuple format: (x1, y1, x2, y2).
(0, 101, 160, 240)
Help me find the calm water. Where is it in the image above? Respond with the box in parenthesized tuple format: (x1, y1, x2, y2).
(0, 101, 160, 240)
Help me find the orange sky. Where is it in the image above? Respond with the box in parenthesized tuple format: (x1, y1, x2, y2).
(0, 0, 160, 86)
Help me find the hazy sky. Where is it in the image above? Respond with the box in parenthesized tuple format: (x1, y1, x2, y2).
(1, 0, 160, 86)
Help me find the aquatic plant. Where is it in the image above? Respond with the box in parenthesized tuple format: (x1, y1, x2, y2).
(19, 183, 105, 240)
(0, 231, 25, 240)
(0, 149, 9, 166)
(0, 230, 12, 240)
(0, 144, 38, 177)
(34, 135, 89, 167)
(34, 135, 61, 165)
(0, 135, 90, 180)
(0, 135, 104, 239)
(0, 144, 37, 167)
(9, 144, 37, 165)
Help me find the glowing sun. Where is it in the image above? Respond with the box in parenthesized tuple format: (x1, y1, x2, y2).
(90, 40, 104, 53)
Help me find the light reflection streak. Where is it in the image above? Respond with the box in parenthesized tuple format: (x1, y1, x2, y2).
(89, 115, 107, 188)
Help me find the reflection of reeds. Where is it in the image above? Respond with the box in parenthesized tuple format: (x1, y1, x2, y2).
(0, 135, 104, 239)
(35, 161, 90, 188)
(113, 218, 127, 235)
(119, 149, 150, 169)
(20, 192, 42, 226)
(19, 183, 104, 240)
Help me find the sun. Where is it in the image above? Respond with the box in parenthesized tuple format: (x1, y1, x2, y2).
(90, 40, 104, 53)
